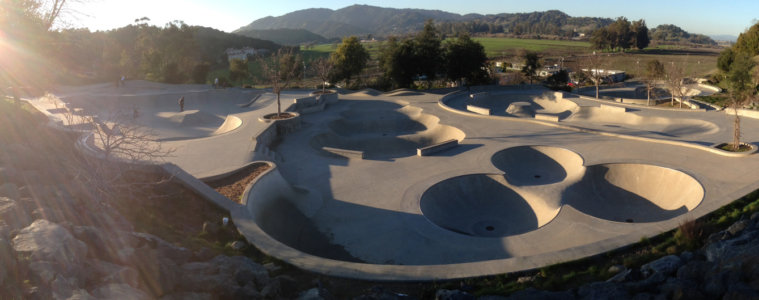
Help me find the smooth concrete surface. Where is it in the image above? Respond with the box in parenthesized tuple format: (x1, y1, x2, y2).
(32, 82, 759, 281)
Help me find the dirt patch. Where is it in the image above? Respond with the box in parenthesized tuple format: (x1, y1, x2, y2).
(265, 112, 296, 120)
(206, 162, 271, 203)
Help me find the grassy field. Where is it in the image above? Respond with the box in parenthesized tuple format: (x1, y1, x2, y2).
(472, 37, 590, 57)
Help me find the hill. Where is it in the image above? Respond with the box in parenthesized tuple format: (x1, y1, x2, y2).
(650, 24, 717, 45)
(234, 28, 328, 45)
(236, 5, 718, 47)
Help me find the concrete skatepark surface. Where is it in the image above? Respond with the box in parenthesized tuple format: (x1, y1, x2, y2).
(29, 81, 759, 281)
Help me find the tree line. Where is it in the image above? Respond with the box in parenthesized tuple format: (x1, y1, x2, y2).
(589, 17, 650, 51)
(329, 20, 490, 89)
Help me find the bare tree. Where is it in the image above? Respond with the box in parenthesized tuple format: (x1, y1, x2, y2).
(582, 52, 607, 99)
(644, 60, 665, 106)
(260, 48, 303, 117)
(664, 61, 687, 108)
(312, 57, 333, 94)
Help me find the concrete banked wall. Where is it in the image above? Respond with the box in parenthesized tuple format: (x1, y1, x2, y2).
(420, 145, 704, 238)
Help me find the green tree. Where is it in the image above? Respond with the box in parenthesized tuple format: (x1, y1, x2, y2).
(630, 19, 650, 50)
(191, 62, 211, 84)
(645, 60, 665, 105)
(734, 22, 759, 57)
(725, 53, 757, 150)
(330, 36, 369, 87)
(228, 59, 249, 82)
(414, 20, 443, 88)
(260, 49, 302, 116)
(717, 48, 735, 73)
(521, 51, 541, 84)
(443, 33, 490, 87)
(379, 37, 417, 89)
(609, 17, 632, 50)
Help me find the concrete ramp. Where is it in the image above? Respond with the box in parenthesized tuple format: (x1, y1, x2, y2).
(566, 163, 703, 223)
(310, 101, 464, 159)
(566, 106, 719, 137)
(212, 115, 242, 135)
(165, 110, 224, 127)
(492, 145, 585, 186)
(420, 174, 557, 237)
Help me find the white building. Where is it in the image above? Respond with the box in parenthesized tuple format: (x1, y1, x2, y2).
(225, 47, 261, 62)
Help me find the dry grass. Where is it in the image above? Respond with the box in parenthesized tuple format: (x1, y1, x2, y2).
(207, 162, 271, 203)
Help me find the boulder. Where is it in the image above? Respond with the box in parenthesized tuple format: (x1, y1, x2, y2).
(71, 226, 139, 263)
(726, 220, 749, 236)
(0, 197, 32, 230)
(297, 287, 336, 300)
(435, 289, 475, 300)
(91, 283, 151, 300)
(578, 282, 630, 300)
(84, 259, 139, 288)
(641, 255, 683, 277)
(0, 238, 17, 286)
(506, 287, 575, 300)
(210, 255, 269, 286)
(160, 292, 213, 300)
(0, 183, 21, 200)
(12, 220, 87, 273)
(261, 275, 298, 299)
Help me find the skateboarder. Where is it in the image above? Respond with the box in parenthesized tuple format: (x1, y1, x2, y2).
(178, 96, 185, 112)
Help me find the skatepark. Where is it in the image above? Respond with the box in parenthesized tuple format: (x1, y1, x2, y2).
(29, 81, 759, 280)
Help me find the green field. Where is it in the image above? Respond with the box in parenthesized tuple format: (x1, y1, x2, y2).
(472, 37, 590, 57)
(300, 38, 591, 59)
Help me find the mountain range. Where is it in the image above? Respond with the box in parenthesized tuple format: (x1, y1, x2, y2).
(233, 5, 718, 46)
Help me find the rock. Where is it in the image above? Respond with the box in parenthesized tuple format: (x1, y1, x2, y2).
(28, 261, 59, 285)
(0, 238, 18, 286)
(353, 286, 413, 300)
(750, 212, 759, 223)
(0, 183, 21, 200)
(264, 262, 282, 273)
(578, 282, 630, 300)
(50, 275, 80, 299)
(630, 293, 655, 300)
(12, 219, 87, 273)
(84, 259, 140, 288)
(658, 278, 707, 300)
(160, 292, 213, 300)
(232, 283, 262, 299)
(516, 275, 536, 284)
(129, 247, 178, 297)
(67, 289, 96, 300)
(230, 240, 247, 251)
(192, 247, 215, 261)
(624, 271, 668, 294)
(679, 251, 695, 263)
(211, 255, 269, 286)
(261, 275, 298, 299)
(297, 287, 336, 300)
(435, 289, 475, 300)
(506, 287, 575, 300)
(92, 283, 151, 300)
(727, 220, 749, 236)
(607, 269, 633, 283)
(675, 260, 712, 284)
(723, 282, 759, 300)
(641, 255, 683, 277)
(0, 166, 21, 185)
(607, 264, 626, 275)
(71, 226, 139, 263)
(130, 232, 192, 265)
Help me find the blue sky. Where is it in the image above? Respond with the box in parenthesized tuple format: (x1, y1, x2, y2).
(66, 0, 757, 37)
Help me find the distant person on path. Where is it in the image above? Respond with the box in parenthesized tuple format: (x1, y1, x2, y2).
(214, 77, 219, 89)
(120, 75, 125, 87)
(178, 96, 185, 112)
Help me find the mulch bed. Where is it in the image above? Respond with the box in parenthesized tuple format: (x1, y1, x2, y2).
(206, 162, 271, 203)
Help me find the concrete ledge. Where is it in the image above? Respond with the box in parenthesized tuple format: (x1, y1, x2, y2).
(322, 147, 365, 159)
(725, 107, 759, 120)
(466, 104, 491, 115)
(600, 104, 627, 113)
(417, 139, 458, 156)
(534, 113, 559, 122)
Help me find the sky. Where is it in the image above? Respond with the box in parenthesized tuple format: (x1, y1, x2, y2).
(63, 0, 758, 37)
